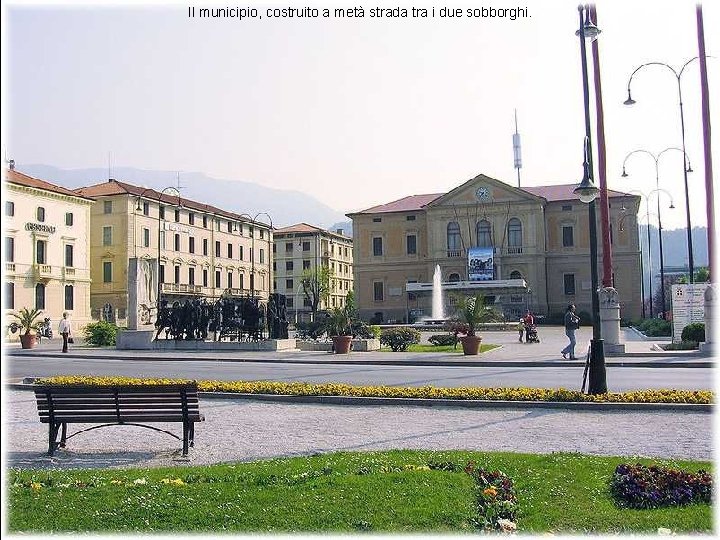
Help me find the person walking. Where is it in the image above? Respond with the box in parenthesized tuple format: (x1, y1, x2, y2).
(516, 319, 525, 342)
(58, 312, 72, 353)
(561, 304, 580, 360)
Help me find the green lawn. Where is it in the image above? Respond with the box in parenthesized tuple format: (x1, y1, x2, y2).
(381, 343, 499, 353)
(7, 450, 712, 534)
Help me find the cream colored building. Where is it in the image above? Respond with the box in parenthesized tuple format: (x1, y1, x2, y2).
(273, 223, 353, 322)
(348, 173, 642, 323)
(4, 168, 94, 333)
(75, 179, 273, 324)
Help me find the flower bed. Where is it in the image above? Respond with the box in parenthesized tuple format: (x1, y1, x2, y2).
(33, 376, 713, 404)
(610, 463, 712, 509)
(464, 462, 517, 531)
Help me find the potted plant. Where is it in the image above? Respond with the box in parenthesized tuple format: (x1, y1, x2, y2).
(454, 294, 499, 355)
(10, 307, 44, 349)
(326, 306, 353, 354)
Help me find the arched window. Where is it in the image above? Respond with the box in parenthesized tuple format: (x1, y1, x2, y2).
(510, 270, 522, 280)
(35, 283, 46, 310)
(476, 220, 492, 247)
(447, 222, 461, 251)
(507, 218, 522, 248)
(448, 273, 461, 282)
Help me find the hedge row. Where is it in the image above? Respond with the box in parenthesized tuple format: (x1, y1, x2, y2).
(34, 376, 713, 404)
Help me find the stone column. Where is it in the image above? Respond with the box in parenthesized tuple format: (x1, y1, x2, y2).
(700, 283, 716, 353)
(599, 286, 625, 354)
(127, 257, 158, 330)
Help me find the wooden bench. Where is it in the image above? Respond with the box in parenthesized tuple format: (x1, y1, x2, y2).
(34, 383, 204, 456)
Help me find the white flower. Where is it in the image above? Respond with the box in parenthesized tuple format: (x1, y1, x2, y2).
(497, 518, 517, 533)
(133, 478, 147, 485)
(657, 528, 675, 536)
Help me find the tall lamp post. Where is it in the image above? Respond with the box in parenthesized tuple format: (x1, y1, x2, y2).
(237, 212, 273, 298)
(574, 4, 605, 395)
(624, 59, 701, 282)
(619, 212, 649, 319)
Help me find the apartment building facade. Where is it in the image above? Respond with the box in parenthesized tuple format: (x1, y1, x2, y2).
(348, 173, 642, 322)
(75, 179, 273, 323)
(4, 169, 94, 333)
(272, 223, 353, 322)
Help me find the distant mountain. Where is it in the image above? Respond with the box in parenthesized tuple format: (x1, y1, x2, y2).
(18, 164, 347, 229)
(329, 221, 353, 237)
(639, 224, 708, 284)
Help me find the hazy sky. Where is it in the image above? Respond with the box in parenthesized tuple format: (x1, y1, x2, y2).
(4, 0, 719, 229)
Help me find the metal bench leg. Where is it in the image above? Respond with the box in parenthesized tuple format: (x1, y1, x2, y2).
(60, 422, 68, 448)
(48, 422, 60, 456)
(189, 422, 195, 447)
(182, 421, 189, 456)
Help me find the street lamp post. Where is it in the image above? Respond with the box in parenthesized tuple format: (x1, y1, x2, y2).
(624, 59, 701, 283)
(236, 212, 273, 298)
(619, 212, 647, 318)
(574, 4, 606, 395)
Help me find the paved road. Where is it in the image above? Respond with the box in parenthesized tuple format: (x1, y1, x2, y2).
(5, 389, 711, 470)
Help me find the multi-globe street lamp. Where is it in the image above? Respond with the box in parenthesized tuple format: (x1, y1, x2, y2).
(624, 59, 702, 282)
(236, 212, 273, 297)
(572, 4, 606, 395)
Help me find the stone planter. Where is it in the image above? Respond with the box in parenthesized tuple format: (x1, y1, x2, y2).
(460, 335, 482, 355)
(332, 335, 352, 354)
(20, 333, 37, 349)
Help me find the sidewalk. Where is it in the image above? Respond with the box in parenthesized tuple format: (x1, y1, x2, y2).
(5, 327, 711, 368)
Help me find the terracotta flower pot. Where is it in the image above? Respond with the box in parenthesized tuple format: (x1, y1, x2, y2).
(332, 335, 352, 354)
(20, 333, 37, 350)
(460, 335, 482, 355)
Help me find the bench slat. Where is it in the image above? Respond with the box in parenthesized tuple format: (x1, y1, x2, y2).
(37, 397, 198, 406)
(39, 414, 203, 423)
(37, 403, 200, 412)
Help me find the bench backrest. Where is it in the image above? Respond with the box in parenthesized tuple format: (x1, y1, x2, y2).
(34, 383, 202, 424)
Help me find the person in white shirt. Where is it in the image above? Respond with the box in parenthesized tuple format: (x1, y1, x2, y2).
(58, 312, 72, 353)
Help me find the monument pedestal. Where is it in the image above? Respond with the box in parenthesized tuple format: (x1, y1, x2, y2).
(700, 283, 716, 353)
(599, 287, 625, 354)
(116, 329, 154, 350)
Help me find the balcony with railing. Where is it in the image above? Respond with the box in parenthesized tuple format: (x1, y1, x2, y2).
(6, 262, 16, 273)
(161, 283, 204, 295)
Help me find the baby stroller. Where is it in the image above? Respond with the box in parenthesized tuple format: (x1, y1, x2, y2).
(525, 324, 540, 343)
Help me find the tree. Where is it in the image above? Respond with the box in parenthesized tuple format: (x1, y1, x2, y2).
(301, 265, 333, 317)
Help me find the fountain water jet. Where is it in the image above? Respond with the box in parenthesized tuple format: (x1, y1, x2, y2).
(432, 264, 444, 320)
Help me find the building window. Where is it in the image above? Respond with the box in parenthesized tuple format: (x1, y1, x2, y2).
(143, 202, 150, 216)
(249, 248, 253, 263)
(239, 245, 244, 260)
(406, 215, 416, 221)
(303, 298, 312, 308)
(406, 234, 417, 255)
(188, 212, 195, 225)
(65, 212, 74, 226)
(65, 244, 74, 267)
(445, 222, 461, 252)
(303, 241, 311, 251)
(273, 262, 277, 272)
(373, 281, 384, 302)
(103, 201, 112, 214)
(286, 261, 294, 271)
(5, 282, 14, 309)
(286, 296, 294, 308)
(174, 209, 180, 222)
(189, 267, 195, 285)
(448, 273, 461, 282)
(5, 237, 14, 262)
(227, 243, 233, 258)
(64, 285, 74, 310)
(237, 223, 243, 236)
(203, 238, 208, 256)
(259, 249, 264, 264)
(373, 217, 382, 223)
(142, 228, 150, 248)
(239, 273, 244, 289)
(302, 260, 311, 270)
(36, 240, 47, 264)
(174, 266, 180, 284)
(160, 231, 166, 250)
(227, 272, 233, 288)
(159, 264, 165, 284)
(102, 226, 112, 246)
(189, 237, 195, 254)
(37, 207, 46, 222)
(103, 262, 112, 283)
(564, 274, 576, 296)
(35, 283, 46, 310)
(510, 270, 522, 280)
(203, 215, 208, 228)
(174, 234, 180, 251)
(215, 270, 221, 288)
(476, 220, 492, 247)
(272, 243, 277, 254)
(5, 201, 14, 216)
(286, 279, 294, 289)
(562, 226, 574, 247)
(508, 218, 522, 247)
(286, 242, 293, 253)
(203, 268, 208, 287)
(159, 206, 165, 219)
(373, 237, 383, 256)
(227, 221, 233, 233)
(215, 241, 221, 257)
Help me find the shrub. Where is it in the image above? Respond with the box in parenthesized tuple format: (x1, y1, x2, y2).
(351, 321, 380, 339)
(635, 318, 671, 337)
(681, 323, 705, 343)
(83, 321, 118, 346)
(295, 321, 327, 341)
(663, 341, 699, 351)
(610, 463, 712, 509)
(380, 327, 421, 352)
(428, 334, 459, 347)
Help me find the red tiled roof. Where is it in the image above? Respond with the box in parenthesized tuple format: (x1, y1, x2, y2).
(75, 179, 272, 228)
(354, 193, 443, 214)
(5, 169, 95, 201)
(522, 184, 633, 202)
(274, 223, 324, 234)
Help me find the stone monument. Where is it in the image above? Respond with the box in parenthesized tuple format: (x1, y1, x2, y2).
(599, 286, 625, 354)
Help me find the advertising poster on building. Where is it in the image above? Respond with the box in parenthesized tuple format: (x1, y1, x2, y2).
(468, 247, 494, 281)
(670, 284, 707, 343)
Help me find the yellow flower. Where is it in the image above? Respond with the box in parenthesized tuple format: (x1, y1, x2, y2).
(30, 482, 42, 492)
